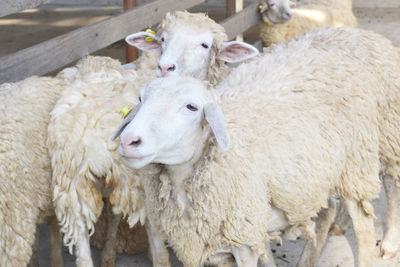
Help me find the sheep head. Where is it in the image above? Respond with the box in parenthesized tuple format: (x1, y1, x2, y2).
(125, 11, 258, 82)
(260, 0, 295, 23)
(113, 76, 229, 169)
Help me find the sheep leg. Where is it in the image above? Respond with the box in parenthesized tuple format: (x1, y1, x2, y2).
(100, 198, 122, 267)
(329, 198, 351, 236)
(296, 197, 338, 267)
(27, 227, 40, 267)
(145, 219, 170, 267)
(75, 222, 94, 267)
(344, 198, 376, 267)
(259, 242, 277, 267)
(381, 176, 400, 259)
(48, 215, 64, 267)
(231, 246, 259, 267)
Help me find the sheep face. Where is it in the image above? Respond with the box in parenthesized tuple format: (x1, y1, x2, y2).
(125, 11, 258, 81)
(157, 27, 215, 79)
(115, 76, 229, 169)
(261, 0, 295, 23)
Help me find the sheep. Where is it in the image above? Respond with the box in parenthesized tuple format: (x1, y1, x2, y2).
(48, 11, 259, 267)
(114, 71, 380, 267)
(114, 26, 400, 267)
(0, 76, 66, 267)
(225, 26, 400, 265)
(258, 0, 358, 47)
(48, 56, 148, 267)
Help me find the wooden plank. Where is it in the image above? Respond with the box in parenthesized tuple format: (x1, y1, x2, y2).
(221, 1, 260, 40)
(0, 0, 205, 83)
(225, 0, 244, 41)
(124, 0, 138, 62)
(226, 0, 235, 17)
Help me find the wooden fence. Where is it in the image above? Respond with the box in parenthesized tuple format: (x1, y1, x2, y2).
(0, 0, 260, 83)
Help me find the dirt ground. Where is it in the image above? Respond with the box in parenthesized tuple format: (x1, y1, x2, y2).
(1, 1, 400, 266)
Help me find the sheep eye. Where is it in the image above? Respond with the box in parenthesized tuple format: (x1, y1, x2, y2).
(161, 37, 165, 42)
(186, 104, 198, 111)
(201, 43, 209, 49)
(138, 96, 142, 102)
(269, 3, 275, 7)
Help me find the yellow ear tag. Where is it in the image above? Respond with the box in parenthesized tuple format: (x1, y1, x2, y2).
(145, 28, 156, 35)
(145, 28, 156, 42)
(120, 106, 133, 118)
(259, 4, 264, 11)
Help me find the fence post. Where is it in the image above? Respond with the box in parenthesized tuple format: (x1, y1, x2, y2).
(226, 0, 243, 41)
(124, 0, 138, 62)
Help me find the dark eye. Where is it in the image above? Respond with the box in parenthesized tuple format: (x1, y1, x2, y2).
(161, 37, 165, 42)
(186, 104, 198, 111)
(138, 96, 142, 102)
(269, 3, 275, 7)
(201, 43, 209, 49)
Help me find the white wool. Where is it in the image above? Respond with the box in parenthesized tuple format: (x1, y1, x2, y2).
(0, 76, 66, 266)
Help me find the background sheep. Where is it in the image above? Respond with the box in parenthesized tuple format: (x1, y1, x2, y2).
(48, 11, 259, 267)
(0, 76, 65, 267)
(115, 26, 400, 267)
(259, 0, 358, 46)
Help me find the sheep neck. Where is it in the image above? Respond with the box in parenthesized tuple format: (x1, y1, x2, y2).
(161, 135, 217, 214)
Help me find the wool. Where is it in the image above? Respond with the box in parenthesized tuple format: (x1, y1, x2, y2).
(0, 76, 66, 266)
(48, 56, 149, 260)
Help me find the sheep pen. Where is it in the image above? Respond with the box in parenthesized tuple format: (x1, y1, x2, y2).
(1, 0, 399, 266)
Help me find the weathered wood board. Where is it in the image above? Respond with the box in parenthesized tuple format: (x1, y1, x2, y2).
(0, 0, 205, 83)
(0, 0, 261, 83)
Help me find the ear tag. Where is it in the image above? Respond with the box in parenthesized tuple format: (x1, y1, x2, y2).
(259, 4, 264, 11)
(146, 28, 156, 35)
(144, 29, 156, 42)
(120, 106, 133, 118)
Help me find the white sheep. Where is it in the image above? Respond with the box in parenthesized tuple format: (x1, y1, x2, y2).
(48, 11, 259, 267)
(259, 0, 358, 46)
(0, 76, 65, 267)
(114, 26, 400, 267)
(114, 70, 380, 267)
(48, 56, 148, 267)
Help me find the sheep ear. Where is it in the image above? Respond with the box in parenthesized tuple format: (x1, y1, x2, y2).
(204, 103, 230, 150)
(125, 32, 161, 53)
(216, 41, 259, 63)
(111, 103, 142, 141)
(259, 2, 269, 13)
(289, 0, 296, 7)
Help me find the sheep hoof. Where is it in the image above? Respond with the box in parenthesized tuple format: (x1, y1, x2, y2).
(381, 251, 396, 260)
(329, 224, 345, 236)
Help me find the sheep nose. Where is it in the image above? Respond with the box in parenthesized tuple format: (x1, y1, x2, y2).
(121, 136, 142, 150)
(158, 64, 176, 77)
(284, 11, 292, 20)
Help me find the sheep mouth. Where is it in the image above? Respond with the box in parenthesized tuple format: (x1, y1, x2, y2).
(266, 14, 292, 24)
(121, 153, 156, 168)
